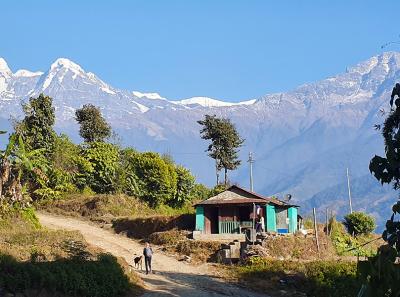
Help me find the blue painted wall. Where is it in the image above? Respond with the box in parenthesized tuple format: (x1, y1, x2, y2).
(195, 206, 205, 231)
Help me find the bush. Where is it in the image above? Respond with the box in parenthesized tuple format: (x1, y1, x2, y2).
(235, 258, 359, 297)
(0, 253, 131, 297)
(80, 142, 120, 194)
(330, 218, 378, 257)
(343, 212, 376, 236)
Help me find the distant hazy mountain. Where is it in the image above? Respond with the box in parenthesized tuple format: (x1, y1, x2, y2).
(1, 52, 399, 229)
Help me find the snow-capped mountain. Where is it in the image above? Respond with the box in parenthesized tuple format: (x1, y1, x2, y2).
(0, 52, 399, 229)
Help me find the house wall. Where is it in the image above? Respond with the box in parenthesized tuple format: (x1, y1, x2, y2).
(266, 204, 277, 232)
(288, 207, 298, 233)
(219, 206, 236, 221)
(195, 206, 205, 231)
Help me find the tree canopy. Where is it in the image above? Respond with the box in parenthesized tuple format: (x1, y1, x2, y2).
(198, 114, 244, 185)
(365, 83, 400, 296)
(16, 94, 56, 155)
(75, 104, 111, 142)
(343, 212, 375, 236)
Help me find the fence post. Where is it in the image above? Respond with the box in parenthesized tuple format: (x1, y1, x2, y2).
(325, 208, 329, 235)
(313, 207, 320, 253)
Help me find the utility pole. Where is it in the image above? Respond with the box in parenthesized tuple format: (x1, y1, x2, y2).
(346, 168, 353, 214)
(248, 152, 254, 191)
(313, 207, 320, 253)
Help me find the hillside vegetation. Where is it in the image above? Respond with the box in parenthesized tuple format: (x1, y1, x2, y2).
(0, 211, 143, 297)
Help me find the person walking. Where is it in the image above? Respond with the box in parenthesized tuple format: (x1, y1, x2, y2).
(143, 242, 153, 274)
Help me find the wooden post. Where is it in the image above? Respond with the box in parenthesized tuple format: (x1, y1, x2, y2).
(329, 210, 335, 236)
(313, 207, 320, 253)
(325, 208, 329, 235)
(252, 203, 256, 245)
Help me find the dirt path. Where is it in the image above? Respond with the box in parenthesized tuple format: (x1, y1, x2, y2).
(37, 213, 268, 297)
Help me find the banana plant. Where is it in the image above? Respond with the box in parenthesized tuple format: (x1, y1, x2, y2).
(0, 133, 49, 205)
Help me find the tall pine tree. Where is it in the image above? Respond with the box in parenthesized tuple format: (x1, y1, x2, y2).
(198, 115, 244, 185)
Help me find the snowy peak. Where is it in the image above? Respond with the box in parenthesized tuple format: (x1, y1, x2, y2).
(176, 96, 256, 107)
(0, 58, 11, 74)
(132, 91, 166, 100)
(347, 51, 400, 75)
(14, 69, 44, 77)
(39, 58, 89, 91)
(50, 58, 84, 73)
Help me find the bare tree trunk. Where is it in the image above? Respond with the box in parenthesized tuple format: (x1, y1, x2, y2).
(215, 161, 219, 186)
(224, 168, 227, 185)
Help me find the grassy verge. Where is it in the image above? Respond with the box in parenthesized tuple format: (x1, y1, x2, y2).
(37, 193, 195, 223)
(0, 211, 143, 297)
(227, 257, 360, 297)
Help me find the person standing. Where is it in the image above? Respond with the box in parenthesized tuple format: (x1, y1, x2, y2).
(143, 242, 153, 274)
(259, 215, 265, 232)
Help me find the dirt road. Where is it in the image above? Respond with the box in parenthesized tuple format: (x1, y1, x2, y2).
(37, 213, 268, 297)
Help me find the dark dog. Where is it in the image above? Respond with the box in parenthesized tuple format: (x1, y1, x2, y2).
(134, 255, 143, 270)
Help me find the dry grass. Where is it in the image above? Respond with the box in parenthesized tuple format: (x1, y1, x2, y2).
(262, 231, 337, 260)
(37, 194, 154, 223)
(0, 217, 88, 261)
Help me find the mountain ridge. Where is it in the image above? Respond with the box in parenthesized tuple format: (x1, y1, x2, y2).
(1, 52, 399, 229)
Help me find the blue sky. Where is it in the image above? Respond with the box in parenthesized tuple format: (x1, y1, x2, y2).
(2, 0, 399, 101)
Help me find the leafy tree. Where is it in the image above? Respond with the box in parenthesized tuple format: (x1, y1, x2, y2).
(80, 142, 120, 193)
(198, 115, 244, 185)
(75, 104, 111, 142)
(130, 152, 177, 207)
(364, 83, 400, 296)
(0, 134, 48, 207)
(118, 148, 142, 197)
(170, 165, 195, 207)
(209, 184, 229, 197)
(343, 212, 375, 236)
(16, 94, 56, 155)
(189, 183, 210, 201)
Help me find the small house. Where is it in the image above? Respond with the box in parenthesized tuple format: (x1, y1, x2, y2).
(193, 185, 299, 240)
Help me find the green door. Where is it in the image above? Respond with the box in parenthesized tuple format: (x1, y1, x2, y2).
(266, 204, 276, 232)
(195, 206, 205, 231)
(288, 207, 298, 233)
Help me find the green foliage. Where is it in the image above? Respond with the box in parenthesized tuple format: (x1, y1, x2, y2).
(209, 184, 229, 197)
(236, 257, 359, 297)
(365, 84, 400, 296)
(358, 246, 400, 297)
(190, 183, 211, 201)
(75, 104, 112, 142)
(20, 207, 40, 229)
(343, 212, 376, 236)
(16, 94, 56, 155)
(330, 218, 377, 257)
(198, 114, 244, 184)
(130, 152, 177, 207)
(0, 253, 131, 297)
(1, 95, 203, 213)
(171, 165, 195, 207)
(80, 142, 120, 194)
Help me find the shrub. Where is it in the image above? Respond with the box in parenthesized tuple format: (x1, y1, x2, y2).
(330, 218, 378, 257)
(0, 253, 131, 297)
(235, 258, 359, 297)
(80, 142, 120, 194)
(343, 212, 376, 236)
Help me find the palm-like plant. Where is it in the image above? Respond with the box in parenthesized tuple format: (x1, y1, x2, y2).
(0, 133, 48, 206)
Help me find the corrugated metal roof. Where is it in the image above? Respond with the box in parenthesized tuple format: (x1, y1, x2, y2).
(194, 185, 298, 207)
